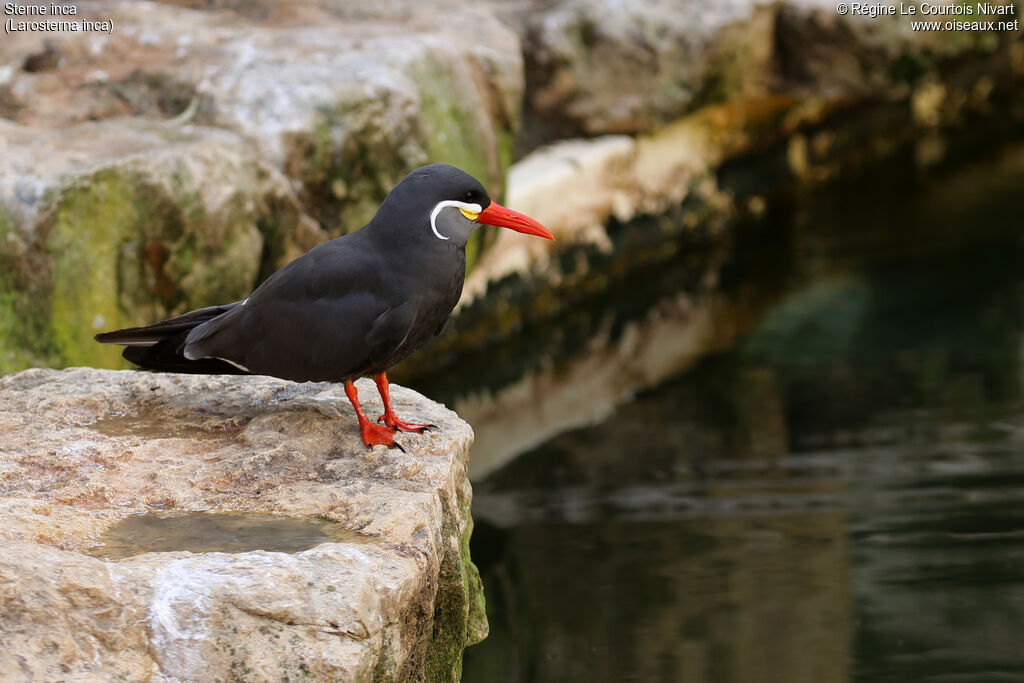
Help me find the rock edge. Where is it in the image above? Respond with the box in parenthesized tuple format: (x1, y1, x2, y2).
(0, 367, 485, 682)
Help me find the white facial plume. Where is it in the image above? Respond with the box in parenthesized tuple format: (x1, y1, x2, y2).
(429, 200, 482, 240)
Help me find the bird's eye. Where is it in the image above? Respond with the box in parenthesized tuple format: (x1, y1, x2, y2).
(463, 191, 475, 202)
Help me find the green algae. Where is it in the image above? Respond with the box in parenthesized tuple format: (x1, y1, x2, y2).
(421, 493, 488, 682)
(22, 155, 264, 371)
(414, 61, 497, 190)
(461, 501, 489, 646)
(366, 490, 487, 683)
(0, 205, 59, 373)
(47, 172, 138, 369)
(287, 104, 420, 238)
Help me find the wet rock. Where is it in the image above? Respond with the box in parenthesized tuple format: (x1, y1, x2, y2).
(0, 367, 485, 682)
(0, 119, 323, 374)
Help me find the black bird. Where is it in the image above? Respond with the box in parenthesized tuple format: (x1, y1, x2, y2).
(96, 164, 554, 448)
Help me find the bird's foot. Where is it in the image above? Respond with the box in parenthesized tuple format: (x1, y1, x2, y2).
(359, 421, 404, 451)
(378, 412, 434, 434)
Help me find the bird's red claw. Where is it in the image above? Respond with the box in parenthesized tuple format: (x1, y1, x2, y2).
(378, 414, 433, 433)
(359, 422, 401, 449)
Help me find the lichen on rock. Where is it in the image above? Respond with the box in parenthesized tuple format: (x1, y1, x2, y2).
(0, 120, 324, 372)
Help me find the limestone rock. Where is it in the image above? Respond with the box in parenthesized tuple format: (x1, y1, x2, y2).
(510, 0, 763, 141)
(497, 0, 1014, 146)
(0, 0, 523, 235)
(0, 368, 486, 682)
(0, 119, 324, 374)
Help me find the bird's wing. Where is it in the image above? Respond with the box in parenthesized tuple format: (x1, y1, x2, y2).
(433, 317, 452, 338)
(183, 235, 401, 381)
(364, 300, 418, 367)
(95, 302, 242, 346)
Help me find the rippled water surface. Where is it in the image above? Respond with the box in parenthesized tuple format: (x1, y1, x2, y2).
(462, 144, 1024, 682)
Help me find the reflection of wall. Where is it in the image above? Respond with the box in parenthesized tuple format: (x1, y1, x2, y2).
(467, 513, 851, 683)
(703, 366, 789, 462)
(848, 440, 1024, 678)
(457, 295, 730, 480)
(1019, 333, 1024, 401)
(464, 356, 792, 496)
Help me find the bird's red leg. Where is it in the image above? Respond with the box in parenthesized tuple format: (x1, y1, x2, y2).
(344, 380, 399, 449)
(374, 373, 432, 433)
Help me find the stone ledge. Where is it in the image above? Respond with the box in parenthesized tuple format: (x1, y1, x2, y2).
(0, 368, 485, 682)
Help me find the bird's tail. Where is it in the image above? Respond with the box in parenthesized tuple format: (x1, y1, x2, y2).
(95, 302, 248, 375)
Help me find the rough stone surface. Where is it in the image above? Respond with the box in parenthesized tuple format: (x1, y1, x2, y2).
(0, 367, 485, 682)
(504, 0, 768, 142)
(498, 0, 1019, 148)
(0, 119, 324, 374)
(0, 0, 523, 235)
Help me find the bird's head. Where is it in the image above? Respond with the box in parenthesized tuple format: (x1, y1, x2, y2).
(376, 164, 554, 247)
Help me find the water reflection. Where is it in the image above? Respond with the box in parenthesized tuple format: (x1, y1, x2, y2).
(463, 144, 1024, 681)
(470, 513, 853, 683)
(469, 435, 1024, 681)
(89, 512, 361, 559)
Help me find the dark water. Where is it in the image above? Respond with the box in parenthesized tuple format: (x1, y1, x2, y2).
(463, 144, 1024, 682)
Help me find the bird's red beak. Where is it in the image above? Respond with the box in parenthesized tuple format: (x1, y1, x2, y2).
(477, 201, 555, 240)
